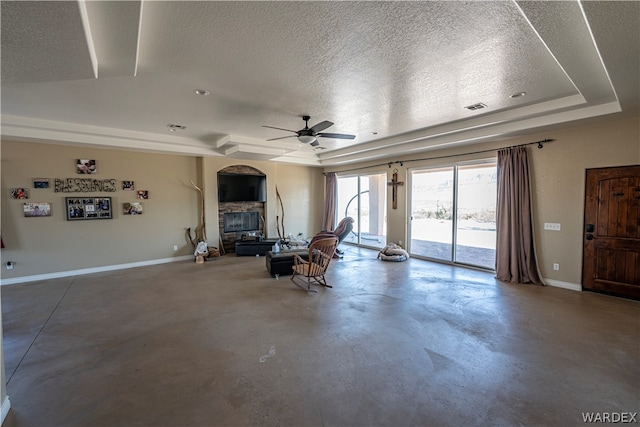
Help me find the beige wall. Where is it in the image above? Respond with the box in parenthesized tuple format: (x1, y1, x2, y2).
(326, 115, 640, 287)
(528, 116, 639, 285)
(0, 141, 324, 281)
(0, 141, 201, 279)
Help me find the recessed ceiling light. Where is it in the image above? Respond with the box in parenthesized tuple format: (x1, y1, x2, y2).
(464, 103, 487, 111)
(510, 92, 527, 98)
(194, 89, 211, 96)
(167, 124, 187, 132)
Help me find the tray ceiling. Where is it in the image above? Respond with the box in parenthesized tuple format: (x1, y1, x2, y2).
(1, 1, 638, 166)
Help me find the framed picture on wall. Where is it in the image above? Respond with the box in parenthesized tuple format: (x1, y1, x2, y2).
(66, 197, 112, 220)
(23, 202, 51, 217)
(10, 188, 29, 199)
(123, 202, 143, 215)
(76, 159, 97, 174)
(137, 190, 148, 199)
(33, 178, 50, 189)
(122, 181, 134, 191)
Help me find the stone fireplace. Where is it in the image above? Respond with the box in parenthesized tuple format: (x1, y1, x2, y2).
(223, 211, 260, 233)
(218, 165, 266, 253)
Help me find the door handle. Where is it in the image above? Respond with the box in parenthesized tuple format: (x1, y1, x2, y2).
(586, 234, 595, 240)
(586, 224, 594, 232)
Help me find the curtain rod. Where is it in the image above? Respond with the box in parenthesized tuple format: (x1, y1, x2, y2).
(323, 138, 553, 175)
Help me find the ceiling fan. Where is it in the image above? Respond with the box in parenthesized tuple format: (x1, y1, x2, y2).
(262, 115, 355, 147)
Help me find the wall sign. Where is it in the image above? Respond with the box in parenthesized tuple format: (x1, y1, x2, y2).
(54, 178, 117, 193)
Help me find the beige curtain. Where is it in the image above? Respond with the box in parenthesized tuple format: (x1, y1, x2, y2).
(322, 173, 337, 231)
(495, 146, 544, 285)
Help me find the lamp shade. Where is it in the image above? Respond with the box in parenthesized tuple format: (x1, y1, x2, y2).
(297, 135, 316, 144)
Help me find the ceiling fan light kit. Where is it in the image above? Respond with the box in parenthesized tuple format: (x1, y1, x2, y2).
(263, 115, 355, 148)
(298, 135, 317, 144)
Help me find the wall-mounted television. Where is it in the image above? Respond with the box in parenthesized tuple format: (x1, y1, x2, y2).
(218, 173, 267, 203)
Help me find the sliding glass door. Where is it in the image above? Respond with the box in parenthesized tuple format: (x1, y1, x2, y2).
(337, 173, 387, 248)
(409, 161, 496, 269)
(408, 167, 454, 261)
(454, 164, 497, 269)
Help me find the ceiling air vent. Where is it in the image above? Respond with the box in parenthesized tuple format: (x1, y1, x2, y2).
(167, 124, 187, 132)
(464, 103, 487, 111)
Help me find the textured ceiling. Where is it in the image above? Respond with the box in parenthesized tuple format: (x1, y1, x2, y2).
(1, 1, 638, 166)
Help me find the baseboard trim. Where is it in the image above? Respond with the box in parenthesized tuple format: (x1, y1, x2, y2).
(1, 396, 10, 425)
(0, 256, 193, 286)
(544, 278, 582, 291)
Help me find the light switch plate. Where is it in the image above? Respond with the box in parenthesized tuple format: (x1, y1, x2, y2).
(544, 223, 561, 231)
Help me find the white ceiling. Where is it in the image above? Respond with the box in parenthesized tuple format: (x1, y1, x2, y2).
(1, 1, 638, 166)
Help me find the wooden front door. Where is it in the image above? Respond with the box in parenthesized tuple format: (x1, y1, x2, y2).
(582, 165, 640, 299)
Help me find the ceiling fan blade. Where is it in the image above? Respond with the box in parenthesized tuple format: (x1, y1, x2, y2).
(262, 125, 297, 133)
(310, 140, 320, 147)
(309, 120, 333, 133)
(266, 135, 297, 141)
(317, 132, 356, 140)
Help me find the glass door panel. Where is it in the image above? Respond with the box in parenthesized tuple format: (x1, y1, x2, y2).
(337, 176, 358, 244)
(360, 173, 387, 247)
(337, 174, 387, 248)
(409, 162, 497, 270)
(409, 167, 454, 261)
(455, 164, 497, 269)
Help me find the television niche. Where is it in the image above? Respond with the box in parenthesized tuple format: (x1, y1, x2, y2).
(218, 173, 266, 203)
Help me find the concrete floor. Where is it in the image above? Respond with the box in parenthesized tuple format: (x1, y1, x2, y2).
(2, 246, 639, 426)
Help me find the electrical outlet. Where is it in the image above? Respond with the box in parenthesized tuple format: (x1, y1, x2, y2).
(553, 263, 560, 271)
(6, 262, 14, 270)
(544, 223, 561, 231)
(173, 245, 178, 251)
(399, 240, 403, 246)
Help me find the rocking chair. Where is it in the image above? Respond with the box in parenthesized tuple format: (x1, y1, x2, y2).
(290, 236, 339, 292)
